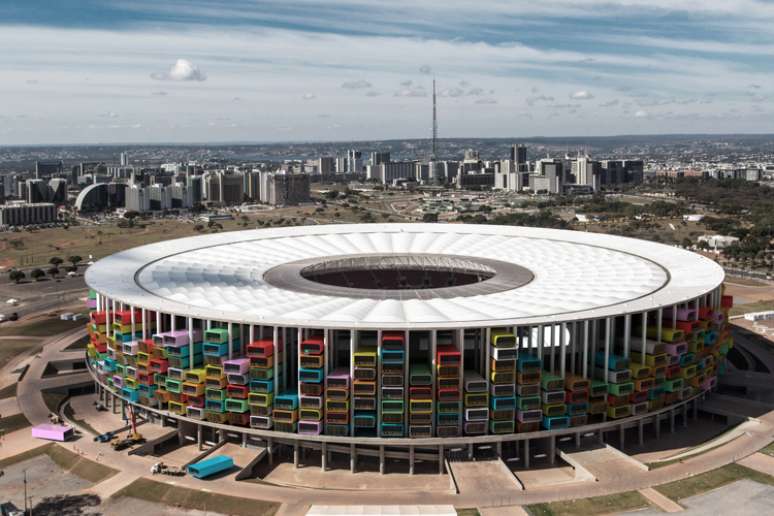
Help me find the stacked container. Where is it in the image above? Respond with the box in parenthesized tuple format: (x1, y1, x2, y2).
(247, 339, 275, 430)
(595, 352, 633, 420)
(463, 372, 488, 435)
(436, 343, 461, 437)
(325, 369, 350, 436)
(515, 353, 542, 432)
(353, 340, 378, 435)
(489, 331, 517, 434)
(408, 363, 433, 438)
(299, 336, 325, 435)
(381, 332, 406, 437)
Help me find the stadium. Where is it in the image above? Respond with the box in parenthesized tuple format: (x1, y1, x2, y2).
(84, 223, 734, 473)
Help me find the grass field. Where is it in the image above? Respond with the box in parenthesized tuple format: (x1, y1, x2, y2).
(654, 463, 774, 501)
(525, 491, 651, 516)
(114, 478, 280, 516)
(730, 299, 774, 316)
(0, 412, 31, 434)
(0, 382, 17, 399)
(0, 316, 84, 337)
(46, 443, 118, 483)
(0, 337, 42, 368)
(761, 441, 774, 457)
(64, 334, 90, 350)
(0, 442, 116, 483)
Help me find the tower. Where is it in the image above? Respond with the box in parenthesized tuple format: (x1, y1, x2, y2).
(432, 78, 438, 159)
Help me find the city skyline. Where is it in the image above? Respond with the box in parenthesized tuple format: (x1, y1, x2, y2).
(2, 1, 774, 144)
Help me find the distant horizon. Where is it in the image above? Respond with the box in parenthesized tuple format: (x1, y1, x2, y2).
(3, 131, 774, 150)
(3, 2, 774, 144)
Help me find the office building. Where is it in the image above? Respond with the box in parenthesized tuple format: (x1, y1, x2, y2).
(0, 202, 57, 226)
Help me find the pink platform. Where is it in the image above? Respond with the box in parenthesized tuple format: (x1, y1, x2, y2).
(32, 424, 74, 442)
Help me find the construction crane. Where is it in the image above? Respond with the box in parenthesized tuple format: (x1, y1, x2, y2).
(110, 404, 145, 451)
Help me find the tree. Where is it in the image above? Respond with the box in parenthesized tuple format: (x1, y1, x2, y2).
(193, 224, 204, 232)
(68, 255, 82, 268)
(30, 268, 45, 281)
(47, 266, 60, 279)
(124, 210, 140, 227)
(8, 269, 25, 284)
(49, 256, 64, 267)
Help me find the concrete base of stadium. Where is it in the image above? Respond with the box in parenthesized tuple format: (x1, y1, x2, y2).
(95, 381, 704, 481)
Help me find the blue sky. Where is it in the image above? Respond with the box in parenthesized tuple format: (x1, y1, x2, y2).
(1, 0, 774, 144)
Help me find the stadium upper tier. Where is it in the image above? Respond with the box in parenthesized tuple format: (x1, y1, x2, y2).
(85, 223, 723, 329)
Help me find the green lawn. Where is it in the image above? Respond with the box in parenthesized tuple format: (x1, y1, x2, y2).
(456, 509, 481, 516)
(760, 441, 774, 457)
(0, 317, 84, 337)
(114, 478, 280, 516)
(46, 443, 118, 483)
(729, 299, 774, 317)
(525, 491, 650, 516)
(0, 382, 17, 399)
(0, 442, 116, 484)
(655, 463, 774, 501)
(0, 412, 31, 434)
(0, 337, 42, 368)
(64, 334, 90, 350)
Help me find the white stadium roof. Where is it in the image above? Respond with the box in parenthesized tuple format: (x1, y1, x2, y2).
(86, 223, 724, 330)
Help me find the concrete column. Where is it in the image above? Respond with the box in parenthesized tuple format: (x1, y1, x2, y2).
(638, 419, 644, 446)
(293, 442, 300, 468)
(670, 410, 676, 433)
(619, 425, 625, 449)
(197, 425, 202, 450)
(409, 446, 415, 475)
(467, 443, 474, 460)
(161, 414, 167, 427)
(438, 445, 444, 474)
(549, 435, 556, 465)
(121, 399, 126, 420)
(322, 443, 327, 472)
(496, 441, 502, 457)
(524, 440, 530, 469)
(693, 399, 698, 419)
(379, 446, 385, 475)
(268, 438, 274, 466)
(683, 404, 688, 428)
(655, 414, 661, 439)
(575, 432, 581, 449)
(598, 429, 605, 445)
(242, 433, 247, 447)
(350, 443, 356, 473)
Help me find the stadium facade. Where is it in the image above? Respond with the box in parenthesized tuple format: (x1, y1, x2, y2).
(85, 224, 734, 472)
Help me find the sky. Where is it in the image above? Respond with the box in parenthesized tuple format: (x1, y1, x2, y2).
(1, 0, 774, 145)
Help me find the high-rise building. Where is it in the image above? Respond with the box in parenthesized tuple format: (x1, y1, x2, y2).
(531, 158, 564, 194)
(48, 178, 68, 204)
(370, 152, 390, 166)
(120, 152, 130, 166)
(510, 144, 527, 170)
(347, 150, 363, 174)
(35, 160, 63, 179)
(318, 157, 335, 177)
(375, 162, 415, 185)
(259, 172, 310, 206)
(0, 202, 58, 226)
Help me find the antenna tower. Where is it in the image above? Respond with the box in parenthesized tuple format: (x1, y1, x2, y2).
(432, 78, 438, 160)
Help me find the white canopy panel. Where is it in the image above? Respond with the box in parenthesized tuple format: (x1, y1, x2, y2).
(86, 223, 724, 329)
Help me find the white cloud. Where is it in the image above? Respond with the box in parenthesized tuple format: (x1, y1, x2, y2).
(419, 64, 432, 74)
(526, 94, 555, 106)
(571, 90, 594, 100)
(341, 79, 372, 89)
(599, 99, 619, 107)
(365, 90, 381, 97)
(152, 90, 168, 96)
(634, 110, 649, 118)
(302, 93, 316, 100)
(475, 98, 498, 104)
(151, 59, 207, 81)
